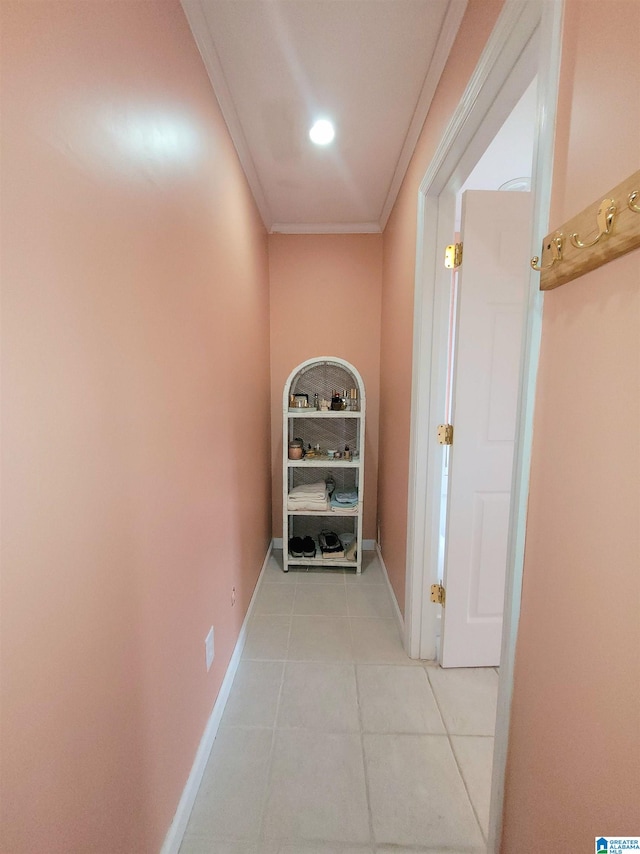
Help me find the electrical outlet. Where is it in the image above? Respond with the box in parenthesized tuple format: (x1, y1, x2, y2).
(231, 587, 236, 606)
(205, 626, 214, 672)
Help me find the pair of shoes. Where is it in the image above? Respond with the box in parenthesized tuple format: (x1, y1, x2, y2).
(288, 536, 316, 558)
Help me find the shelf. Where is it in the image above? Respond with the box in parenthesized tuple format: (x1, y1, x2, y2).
(287, 459, 359, 468)
(286, 556, 358, 569)
(283, 357, 365, 576)
(287, 508, 360, 516)
(287, 410, 361, 418)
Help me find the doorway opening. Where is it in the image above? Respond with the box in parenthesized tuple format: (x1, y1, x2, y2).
(403, 2, 564, 851)
(434, 79, 537, 666)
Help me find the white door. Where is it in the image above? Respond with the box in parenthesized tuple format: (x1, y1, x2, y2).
(440, 190, 532, 668)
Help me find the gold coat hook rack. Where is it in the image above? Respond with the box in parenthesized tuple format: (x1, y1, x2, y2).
(530, 169, 640, 290)
(569, 198, 616, 248)
(530, 233, 563, 271)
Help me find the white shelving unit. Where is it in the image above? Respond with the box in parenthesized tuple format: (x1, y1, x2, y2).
(282, 357, 365, 573)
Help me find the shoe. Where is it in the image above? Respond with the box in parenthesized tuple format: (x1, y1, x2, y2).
(319, 530, 342, 553)
(289, 536, 304, 557)
(301, 536, 316, 558)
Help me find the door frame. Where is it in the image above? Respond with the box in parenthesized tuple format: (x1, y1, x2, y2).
(403, 1, 564, 850)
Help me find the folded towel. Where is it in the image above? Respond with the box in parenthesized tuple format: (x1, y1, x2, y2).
(333, 490, 358, 504)
(288, 482, 327, 502)
(288, 501, 330, 511)
(287, 487, 330, 511)
(330, 494, 358, 512)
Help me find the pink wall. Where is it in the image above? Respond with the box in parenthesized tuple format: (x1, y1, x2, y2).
(0, 3, 271, 853)
(378, 0, 639, 842)
(501, 2, 640, 848)
(269, 234, 382, 541)
(379, 0, 504, 611)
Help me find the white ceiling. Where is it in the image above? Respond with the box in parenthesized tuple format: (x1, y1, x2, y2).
(182, 0, 468, 233)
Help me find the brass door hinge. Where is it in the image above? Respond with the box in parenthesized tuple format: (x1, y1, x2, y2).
(437, 424, 453, 445)
(444, 242, 463, 269)
(431, 583, 446, 606)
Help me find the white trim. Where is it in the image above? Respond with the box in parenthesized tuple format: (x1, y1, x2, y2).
(379, 0, 468, 229)
(182, 1, 467, 236)
(159, 542, 273, 854)
(487, 4, 564, 850)
(269, 222, 382, 235)
(273, 537, 376, 552)
(376, 543, 405, 640)
(180, 0, 273, 228)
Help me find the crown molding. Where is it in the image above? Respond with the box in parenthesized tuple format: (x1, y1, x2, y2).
(378, 0, 468, 229)
(180, 0, 273, 227)
(183, 0, 465, 234)
(269, 222, 382, 235)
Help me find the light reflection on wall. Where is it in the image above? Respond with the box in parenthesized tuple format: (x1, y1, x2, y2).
(89, 107, 203, 177)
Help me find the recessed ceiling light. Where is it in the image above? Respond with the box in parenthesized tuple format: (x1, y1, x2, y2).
(309, 119, 335, 146)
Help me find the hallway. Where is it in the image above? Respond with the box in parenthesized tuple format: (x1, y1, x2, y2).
(180, 551, 498, 853)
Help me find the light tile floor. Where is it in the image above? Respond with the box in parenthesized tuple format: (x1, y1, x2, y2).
(180, 551, 498, 854)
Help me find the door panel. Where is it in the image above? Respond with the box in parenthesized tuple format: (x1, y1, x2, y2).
(441, 190, 532, 668)
(487, 307, 522, 441)
(470, 491, 510, 617)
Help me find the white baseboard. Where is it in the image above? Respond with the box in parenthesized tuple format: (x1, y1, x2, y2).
(272, 537, 376, 551)
(159, 542, 273, 854)
(376, 543, 405, 638)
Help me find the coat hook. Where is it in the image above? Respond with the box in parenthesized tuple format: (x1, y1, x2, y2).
(531, 233, 563, 272)
(629, 190, 640, 213)
(570, 198, 616, 248)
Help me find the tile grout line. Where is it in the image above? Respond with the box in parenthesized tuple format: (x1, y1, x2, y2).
(422, 668, 448, 735)
(353, 641, 377, 850)
(257, 569, 373, 850)
(254, 606, 294, 847)
(425, 669, 488, 846)
(224, 723, 469, 738)
(243, 656, 431, 666)
(448, 736, 490, 848)
(255, 560, 490, 849)
(190, 556, 493, 854)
